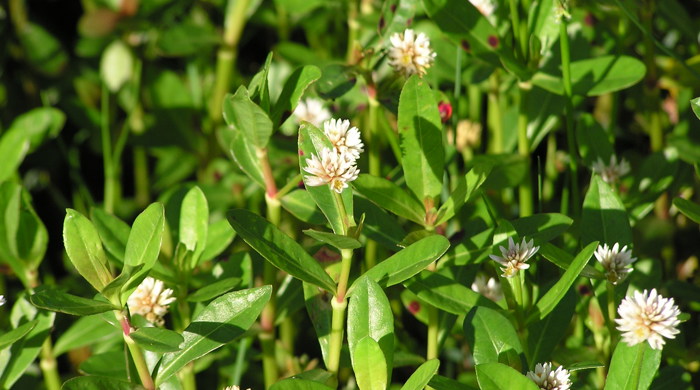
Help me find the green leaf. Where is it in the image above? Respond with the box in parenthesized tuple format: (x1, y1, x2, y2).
(398, 75, 445, 203)
(354, 196, 406, 249)
(304, 229, 362, 250)
(101, 264, 143, 306)
(435, 163, 492, 225)
(527, 290, 576, 366)
(358, 235, 450, 291)
(352, 174, 425, 224)
(527, 0, 558, 54)
(531, 56, 646, 96)
(54, 315, 118, 356)
(281, 190, 327, 225)
(130, 327, 184, 353)
(228, 209, 336, 293)
(275, 276, 305, 325)
(272, 65, 322, 126)
(672, 198, 700, 224)
(229, 129, 266, 188)
(6, 107, 65, 152)
(223, 86, 273, 148)
(0, 308, 54, 388)
(123, 203, 165, 271)
(582, 176, 632, 246)
(539, 243, 603, 279)
(63, 209, 113, 292)
(429, 375, 478, 390)
(30, 288, 118, 315)
(18, 22, 68, 76)
(248, 51, 274, 110)
(270, 378, 335, 390)
(157, 22, 220, 57)
(200, 219, 236, 263)
(187, 277, 241, 302)
(90, 208, 130, 265)
(576, 114, 615, 167)
(604, 342, 661, 390)
(404, 270, 500, 315)
(62, 376, 143, 390)
(15, 189, 48, 269)
(510, 213, 573, 242)
(379, 0, 417, 39)
(316, 64, 357, 100)
(475, 363, 540, 390)
(156, 285, 272, 385)
(303, 282, 333, 367)
(691, 97, 700, 121)
(353, 337, 388, 390)
(0, 320, 38, 350)
(464, 306, 523, 368)
(0, 123, 30, 183)
(527, 242, 597, 324)
(348, 277, 394, 384)
(298, 122, 355, 234)
(401, 359, 440, 390)
(179, 186, 209, 266)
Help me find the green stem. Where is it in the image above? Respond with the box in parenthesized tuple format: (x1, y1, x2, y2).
(8, 0, 28, 33)
(260, 195, 281, 387)
(488, 74, 503, 154)
(517, 85, 533, 217)
(508, 0, 524, 60)
(180, 364, 197, 390)
(333, 191, 350, 236)
(116, 312, 155, 390)
(364, 239, 377, 270)
(426, 305, 439, 360)
(275, 173, 302, 199)
(39, 337, 61, 390)
(101, 85, 116, 214)
(336, 249, 354, 302)
(133, 147, 150, 208)
(231, 338, 251, 386)
(328, 297, 348, 377)
(346, 0, 360, 63)
(367, 95, 381, 178)
(210, 0, 251, 125)
(606, 283, 618, 356)
(559, 18, 580, 217)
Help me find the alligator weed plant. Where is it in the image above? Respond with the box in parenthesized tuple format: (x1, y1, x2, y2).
(1, 0, 700, 389)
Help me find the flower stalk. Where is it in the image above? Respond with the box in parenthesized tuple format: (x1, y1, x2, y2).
(559, 13, 580, 217)
(115, 311, 155, 390)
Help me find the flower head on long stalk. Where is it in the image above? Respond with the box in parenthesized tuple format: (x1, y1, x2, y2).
(591, 155, 630, 184)
(594, 243, 637, 284)
(489, 237, 539, 278)
(527, 362, 572, 390)
(616, 288, 681, 350)
(127, 277, 176, 326)
(294, 98, 331, 127)
(388, 29, 436, 78)
(470, 275, 503, 301)
(323, 118, 364, 160)
(303, 147, 359, 193)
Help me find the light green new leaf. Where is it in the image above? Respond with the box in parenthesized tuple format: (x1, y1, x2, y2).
(248, 51, 273, 111)
(272, 65, 322, 126)
(436, 163, 492, 225)
(0, 320, 37, 350)
(123, 203, 165, 271)
(228, 209, 336, 293)
(130, 327, 184, 353)
(604, 342, 661, 390)
(353, 337, 388, 390)
(358, 235, 450, 291)
(156, 285, 272, 385)
(691, 97, 700, 121)
(352, 174, 425, 224)
(398, 75, 445, 203)
(63, 209, 113, 292)
(6, 107, 65, 152)
(582, 176, 632, 246)
(527, 242, 597, 324)
(404, 271, 500, 315)
(30, 288, 118, 316)
(348, 277, 394, 384)
(401, 359, 440, 390)
(179, 186, 209, 266)
(464, 306, 523, 368)
(229, 129, 266, 188)
(0, 126, 30, 183)
(223, 86, 273, 148)
(0, 309, 54, 388)
(673, 198, 700, 224)
(90, 208, 130, 264)
(475, 363, 540, 390)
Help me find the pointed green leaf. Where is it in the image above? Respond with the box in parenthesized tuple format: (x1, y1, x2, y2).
(200, 219, 236, 263)
(62, 376, 143, 390)
(352, 174, 424, 224)
(582, 176, 632, 246)
(54, 315, 119, 356)
(0, 320, 38, 350)
(527, 290, 576, 366)
(63, 209, 113, 292)
(156, 285, 272, 385)
(691, 97, 700, 120)
(303, 282, 333, 367)
(90, 208, 130, 265)
(30, 288, 118, 315)
(272, 65, 322, 126)
(130, 327, 184, 353)
(527, 242, 597, 324)
(281, 189, 327, 225)
(270, 378, 335, 390)
(401, 359, 440, 390)
(354, 196, 406, 249)
(404, 270, 500, 314)
(673, 198, 700, 224)
(317, 64, 356, 100)
(475, 363, 540, 390)
(464, 306, 523, 367)
(228, 209, 336, 293)
(0, 129, 29, 184)
(180, 186, 209, 266)
(348, 277, 394, 383)
(398, 75, 445, 203)
(187, 277, 241, 302)
(358, 235, 450, 291)
(605, 342, 661, 390)
(304, 229, 362, 250)
(248, 51, 274, 111)
(6, 107, 65, 152)
(510, 213, 573, 242)
(0, 308, 54, 388)
(123, 203, 165, 271)
(353, 337, 388, 390)
(436, 163, 492, 225)
(223, 86, 273, 148)
(229, 129, 266, 188)
(429, 374, 478, 390)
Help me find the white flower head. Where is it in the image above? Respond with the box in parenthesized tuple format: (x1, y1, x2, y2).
(490, 237, 540, 278)
(323, 118, 364, 161)
(591, 155, 630, 184)
(594, 243, 637, 284)
(616, 288, 681, 350)
(127, 277, 176, 326)
(469, 0, 496, 17)
(303, 147, 359, 193)
(471, 275, 503, 301)
(388, 29, 436, 78)
(0, 295, 5, 306)
(224, 386, 251, 390)
(294, 98, 331, 127)
(527, 362, 572, 390)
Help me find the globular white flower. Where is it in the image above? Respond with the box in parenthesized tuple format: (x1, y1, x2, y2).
(616, 288, 681, 350)
(469, 0, 496, 17)
(388, 29, 436, 78)
(0, 295, 5, 306)
(303, 147, 359, 193)
(489, 237, 540, 278)
(323, 118, 364, 161)
(527, 362, 572, 390)
(294, 98, 331, 127)
(591, 155, 630, 184)
(224, 386, 251, 390)
(594, 243, 637, 284)
(471, 275, 503, 301)
(127, 277, 176, 326)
